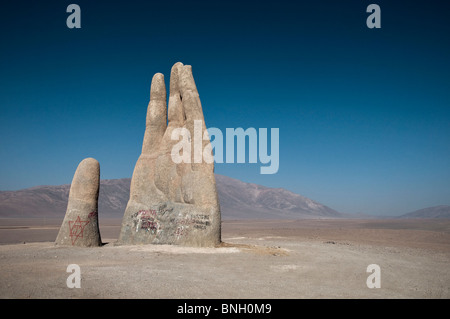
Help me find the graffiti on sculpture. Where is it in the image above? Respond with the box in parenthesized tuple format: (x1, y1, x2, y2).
(132, 210, 159, 234)
(69, 216, 90, 245)
(174, 214, 211, 239)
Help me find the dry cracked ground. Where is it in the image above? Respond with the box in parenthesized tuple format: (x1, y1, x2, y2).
(0, 218, 449, 298)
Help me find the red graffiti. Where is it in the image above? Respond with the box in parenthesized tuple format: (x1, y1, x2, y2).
(141, 219, 158, 233)
(135, 210, 158, 233)
(69, 216, 90, 245)
(138, 209, 157, 218)
(88, 211, 97, 219)
(175, 226, 188, 237)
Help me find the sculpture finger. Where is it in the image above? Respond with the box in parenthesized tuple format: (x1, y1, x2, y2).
(55, 158, 102, 247)
(178, 65, 214, 171)
(154, 63, 186, 202)
(142, 73, 167, 155)
(179, 65, 204, 122)
(168, 62, 185, 126)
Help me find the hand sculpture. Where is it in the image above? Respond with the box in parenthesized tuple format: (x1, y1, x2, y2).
(55, 158, 102, 247)
(117, 62, 221, 247)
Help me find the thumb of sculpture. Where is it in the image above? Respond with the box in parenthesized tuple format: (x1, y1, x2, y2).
(55, 158, 102, 247)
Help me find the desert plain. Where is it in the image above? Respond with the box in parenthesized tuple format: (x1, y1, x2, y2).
(0, 218, 449, 298)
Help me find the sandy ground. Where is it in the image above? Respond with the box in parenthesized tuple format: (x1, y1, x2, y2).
(0, 218, 449, 298)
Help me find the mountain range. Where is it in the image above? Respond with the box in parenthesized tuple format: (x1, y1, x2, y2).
(0, 175, 345, 219)
(0, 175, 448, 219)
(399, 205, 450, 219)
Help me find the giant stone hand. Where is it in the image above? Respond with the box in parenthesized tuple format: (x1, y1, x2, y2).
(117, 62, 221, 247)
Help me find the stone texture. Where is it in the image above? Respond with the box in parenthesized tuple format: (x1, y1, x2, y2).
(117, 62, 221, 247)
(55, 158, 102, 247)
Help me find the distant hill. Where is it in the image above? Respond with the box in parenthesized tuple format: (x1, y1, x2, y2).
(399, 205, 450, 219)
(215, 175, 346, 219)
(0, 178, 130, 218)
(0, 175, 346, 219)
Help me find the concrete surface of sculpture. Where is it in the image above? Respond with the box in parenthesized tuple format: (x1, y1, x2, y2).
(117, 62, 221, 247)
(55, 158, 102, 247)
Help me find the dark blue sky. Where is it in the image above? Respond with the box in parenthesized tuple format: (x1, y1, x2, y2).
(1, 0, 449, 215)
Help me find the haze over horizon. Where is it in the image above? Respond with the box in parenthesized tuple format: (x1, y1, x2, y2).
(1, 1, 449, 216)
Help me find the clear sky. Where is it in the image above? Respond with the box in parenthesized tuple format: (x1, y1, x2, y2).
(1, 0, 449, 216)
